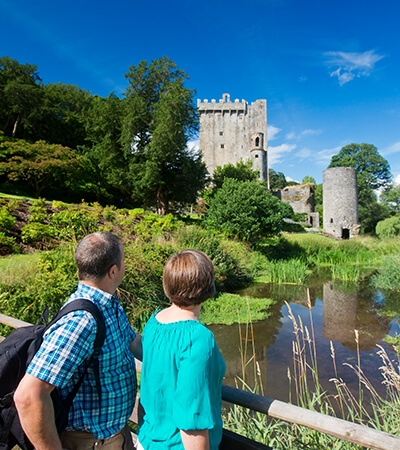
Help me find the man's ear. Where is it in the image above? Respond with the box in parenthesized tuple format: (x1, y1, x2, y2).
(108, 264, 117, 278)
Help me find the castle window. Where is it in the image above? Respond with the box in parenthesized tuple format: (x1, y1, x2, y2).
(254, 154, 259, 158)
(255, 137, 260, 147)
(219, 131, 223, 136)
(220, 144, 224, 149)
(330, 218, 333, 223)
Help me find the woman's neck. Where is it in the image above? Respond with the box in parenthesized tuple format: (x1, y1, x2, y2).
(156, 302, 202, 324)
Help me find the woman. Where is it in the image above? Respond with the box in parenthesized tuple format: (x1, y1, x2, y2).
(137, 250, 226, 449)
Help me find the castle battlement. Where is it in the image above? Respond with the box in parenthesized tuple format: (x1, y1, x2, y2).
(197, 94, 247, 112)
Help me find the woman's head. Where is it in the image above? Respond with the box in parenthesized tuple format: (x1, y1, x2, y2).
(163, 249, 215, 308)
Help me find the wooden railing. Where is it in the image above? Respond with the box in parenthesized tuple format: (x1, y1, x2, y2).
(2, 313, 400, 450)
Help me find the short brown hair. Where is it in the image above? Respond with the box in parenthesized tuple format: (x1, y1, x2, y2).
(163, 249, 215, 307)
(75, 232, 122, 281)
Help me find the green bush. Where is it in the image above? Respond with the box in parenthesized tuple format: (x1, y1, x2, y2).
(376, 215, 400, 238)
(0, 232, 20, 255)
(21, 223, 56, 248)
(52, 200, 69, 210)
(51, 209, 98, 241)
(0, 207, 16, 232)
(28, 205, 48, 223)
(205, 179, 293, 241)
(371, 253, 400, 291)
(134, 212, 182, 238)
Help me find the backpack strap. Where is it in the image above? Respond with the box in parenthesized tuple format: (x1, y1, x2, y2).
(47, 299, 106, 420)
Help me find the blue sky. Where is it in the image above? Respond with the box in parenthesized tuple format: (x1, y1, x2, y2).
(1, 0, 399, 185)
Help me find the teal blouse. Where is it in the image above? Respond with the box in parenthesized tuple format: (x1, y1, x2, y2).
(137, 311, 226, 449)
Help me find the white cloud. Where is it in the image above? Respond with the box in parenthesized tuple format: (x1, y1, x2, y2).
(395, 174, 400, 185)
(315, 146, 342, 166)
(297, 147, 312, 159)
(268, 143, 296, 165)
(285, 129, 321, 141)
(381, 141, 400, 156)
(268, 125, 281, 141)
(286, 132, 296, 140)
(187, 140, 200, 155)
(324, 50, 385, 85)
(301, 129, 322, 137)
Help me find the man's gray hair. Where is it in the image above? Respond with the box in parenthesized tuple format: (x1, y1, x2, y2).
(75, 232, 122, 281)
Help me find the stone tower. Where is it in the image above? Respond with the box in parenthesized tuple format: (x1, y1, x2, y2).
(323, 167, 360, 239)
(197, 94, 268, 185)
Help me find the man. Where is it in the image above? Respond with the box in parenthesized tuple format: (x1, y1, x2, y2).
(14, 232, 142, 450)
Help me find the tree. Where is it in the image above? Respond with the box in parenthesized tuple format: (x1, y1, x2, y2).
(0, 137, 86, 198)
(120, 57, 206, 214)
(380, 184, 400, 214)
(269, 169, 287, 189)
(302, 175, 316, 184)
(205, 178, 293, 241)
(328, 143, 392, 190)
(0, 56, 43, 139)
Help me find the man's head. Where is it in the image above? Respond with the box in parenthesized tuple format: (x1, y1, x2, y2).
(163, 249, 215, 308)
(75, 232, 124, 284)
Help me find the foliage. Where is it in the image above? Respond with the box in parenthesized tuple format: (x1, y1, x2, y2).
(269, 169, 287, 189)
(328, 143, 392, 191)
(209, 159, 258, 195)
(51, 209, 98, 242)
(375, 215, 400, 238)
(0, 56, 42, 139)
(371, 253, 400, 291)
(0, 138, 87, 197)
(301, 175, 316, 184)
(380, 184, 400, 214)
(120, 57, 206, 214)
(205, 179, 293, 241)
(254, 258, 310, 284)
(0, 206, 16, 232)
(133, 212, 182, 238)
(0, 232, 20, 255)
(200, 293, 274, 325)
(21, 222, 56, 248)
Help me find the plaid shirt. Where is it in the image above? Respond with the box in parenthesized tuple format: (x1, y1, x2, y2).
(27, 282, 137, 439)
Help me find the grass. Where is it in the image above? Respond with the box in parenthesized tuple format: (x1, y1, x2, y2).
(0, 253, 40, 284)
(0, 192, 36, 201)
(200, 293, 275, 325)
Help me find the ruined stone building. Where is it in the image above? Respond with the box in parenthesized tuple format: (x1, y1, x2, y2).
(197, 94, 268, 184)
(323, 167, 360, 239)
(272, 184, 320, 228)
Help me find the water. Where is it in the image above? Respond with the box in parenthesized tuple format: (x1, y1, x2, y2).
(207, 278, 400, 405)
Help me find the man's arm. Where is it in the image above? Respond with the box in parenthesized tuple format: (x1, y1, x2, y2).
(14, 373, 63, 450)
(129, 333, 142, 361)
(180, 429, 210, 450)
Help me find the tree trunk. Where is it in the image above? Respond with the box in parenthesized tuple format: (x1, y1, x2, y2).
(156, 188, 169, 215)
(12, 116, 19, 137)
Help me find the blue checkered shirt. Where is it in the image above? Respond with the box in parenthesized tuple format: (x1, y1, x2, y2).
(27, 282, 137, 439)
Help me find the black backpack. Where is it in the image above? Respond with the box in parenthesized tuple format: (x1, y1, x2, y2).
(0, 299, 106, 450)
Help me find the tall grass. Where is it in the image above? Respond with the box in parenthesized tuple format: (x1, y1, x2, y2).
(255, 258, 310, 284)
(223, 299, 400, 449)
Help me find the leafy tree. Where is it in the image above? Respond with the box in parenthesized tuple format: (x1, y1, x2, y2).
(375, 215, 400, 238)
(0, 56, 43, 138)
(119, 57, 206, 214)
(328, 143, 392, 190)
(0, 138, 86, 197)
(269, 169, 287, 189)
(302, 175, 316, 184)
(380, 184, 400, 214)
(36, 83, 93, 149)
(205, 178, 293, 241)
(314, 183, 323, 217)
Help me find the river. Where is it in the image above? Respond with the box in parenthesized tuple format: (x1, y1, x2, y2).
(207, 277, 400, 407)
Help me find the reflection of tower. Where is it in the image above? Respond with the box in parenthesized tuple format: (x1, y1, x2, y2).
(323, 282, 359, 350)
(250, 132, 267, 182)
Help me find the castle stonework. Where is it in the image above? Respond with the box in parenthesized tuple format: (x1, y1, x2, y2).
(197, 94, 268, 183)
(323, 167, 360, 239)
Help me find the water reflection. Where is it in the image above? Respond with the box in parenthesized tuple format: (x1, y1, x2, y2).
(207, 278, 400, 404)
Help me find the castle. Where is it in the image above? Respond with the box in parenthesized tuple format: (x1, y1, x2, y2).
(197, 94, 268, 185)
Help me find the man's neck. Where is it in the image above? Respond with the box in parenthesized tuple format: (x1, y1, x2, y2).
(79, 279, 115, 296)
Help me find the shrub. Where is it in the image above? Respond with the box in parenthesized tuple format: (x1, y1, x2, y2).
(28, 205, 48, 223)
(376, 215, 400, 238)
(21, 223, 56, 248)
(51, 209, 98, 241)
(0, 232, 20, 255)
(52, 200, 69, 210)
(371, 253, 400, 291)
(0, 207, 16, 232)
(205, 179, 293, 241)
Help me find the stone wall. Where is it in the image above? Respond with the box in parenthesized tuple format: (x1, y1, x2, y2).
(323, 167, 360, 239)
(272, 184, 315, 214)
(198, 94, 268, 183)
